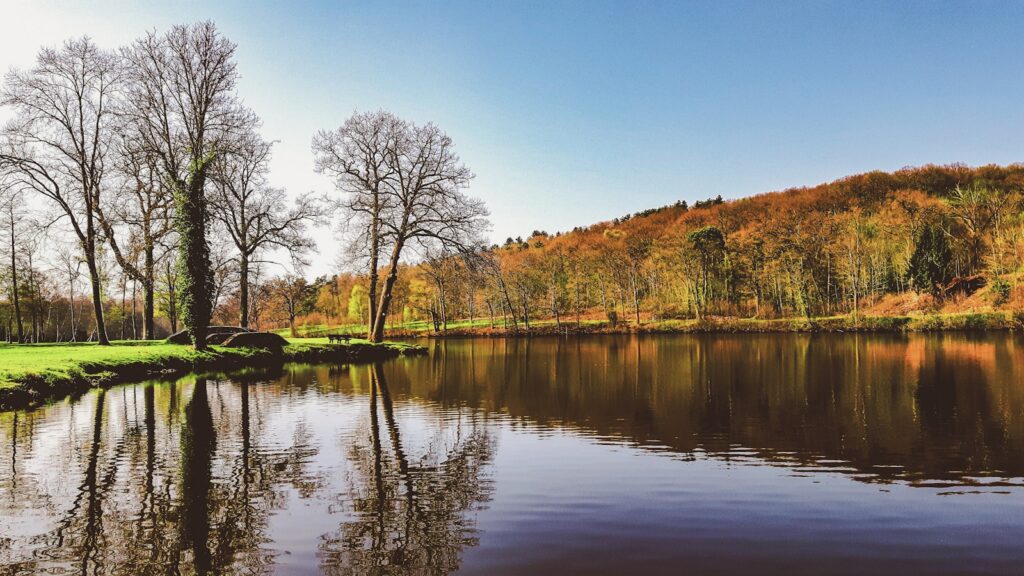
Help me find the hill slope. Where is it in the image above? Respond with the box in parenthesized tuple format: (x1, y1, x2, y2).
(296, 164, 1024, 334)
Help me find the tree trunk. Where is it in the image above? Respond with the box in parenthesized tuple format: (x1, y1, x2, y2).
(143, 245, 155, 340)
(178, 173, 213, 350)
(131, 278, 138, 340)
(84, 248, 110, 345)
(165, 259, 178, 334)
(552, 287, 561, 330)
(366, 194, 380, 340)
(575, 277, 581, 328)
(438, 279, 448, 332)
(370, 239, 405, 343)
(239, 253, 250, 329)
(9, 216, 24, 343)
(521, 291, 530, 331)
(631, 270, 641, 326)
(496, 273, 518, 331)
(68, 271, 77, 342)
(120, 273, 128, 340)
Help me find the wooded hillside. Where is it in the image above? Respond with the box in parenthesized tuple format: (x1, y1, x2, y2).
(300, 163, 1024, 333)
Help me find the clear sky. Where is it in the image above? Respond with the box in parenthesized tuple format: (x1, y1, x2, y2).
(2, 0, 1023, 276)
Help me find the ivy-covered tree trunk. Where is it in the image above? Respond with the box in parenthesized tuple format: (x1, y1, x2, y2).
(239, 253, 250, 329)
(175, 171, 215, 351)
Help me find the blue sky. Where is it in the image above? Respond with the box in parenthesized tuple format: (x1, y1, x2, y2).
(2, 1, 1023, 274)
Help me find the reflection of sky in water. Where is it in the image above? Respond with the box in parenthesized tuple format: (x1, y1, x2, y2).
(1, 333, 1023, 574)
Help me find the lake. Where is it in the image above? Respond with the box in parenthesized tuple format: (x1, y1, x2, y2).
(1, 334, 1023, 574)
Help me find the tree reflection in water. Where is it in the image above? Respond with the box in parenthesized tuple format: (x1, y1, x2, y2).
(1, 333, 1022, 573)
(319, 363, 495, 575)
(0, 373, 323, 574)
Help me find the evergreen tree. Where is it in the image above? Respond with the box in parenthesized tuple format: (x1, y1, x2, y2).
(908, 223, 953, 294)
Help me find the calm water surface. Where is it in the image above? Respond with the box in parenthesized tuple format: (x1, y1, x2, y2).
(1, 334, 1023, 574)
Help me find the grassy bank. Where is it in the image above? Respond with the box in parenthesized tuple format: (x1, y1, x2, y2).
(313, 310, 1023, 338)
(0, 338, 425, 410)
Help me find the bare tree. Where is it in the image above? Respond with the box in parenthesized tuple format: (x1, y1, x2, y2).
(212, 128, 323, 328)
(95, 127, 174, 339)
(122, 21, 251, 349)
(370, 119, 487, 341)
(0, 179, 25, 342)
(313, 111, 401, 339)
(0, 37, 120, 344)
(315, 113, 488, 342)
(52, 245, 84, 341)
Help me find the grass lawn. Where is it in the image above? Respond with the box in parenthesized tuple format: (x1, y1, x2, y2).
(0, 338, 425, 405)
(0, 341, 237, 390)
(281, 309, 1021, 339)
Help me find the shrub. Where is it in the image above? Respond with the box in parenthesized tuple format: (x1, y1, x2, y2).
(991, 277, 1012, 305)
(1013, 310, 1024, 329)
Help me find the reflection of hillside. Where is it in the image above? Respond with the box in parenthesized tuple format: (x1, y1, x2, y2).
(393, 335, 1024, 485)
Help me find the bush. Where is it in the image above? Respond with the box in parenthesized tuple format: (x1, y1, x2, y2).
(859, 316, 911, 331)
(607, 310, 618, 327)
(991, 277, 1012, 306)
(909, 312, 1007, 331)
(1013, 310, 1024, 329)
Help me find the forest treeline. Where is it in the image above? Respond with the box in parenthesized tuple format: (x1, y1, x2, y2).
(302, 163, 1024, 334)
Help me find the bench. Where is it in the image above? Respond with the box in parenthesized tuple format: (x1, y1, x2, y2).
(327, 334, 353, 344)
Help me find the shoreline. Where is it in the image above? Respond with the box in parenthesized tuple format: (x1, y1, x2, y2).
(384, 311, 1024, 338)
(0, 341, 425, 411)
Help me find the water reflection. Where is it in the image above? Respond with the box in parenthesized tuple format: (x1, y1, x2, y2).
(319, 363, 494, 575)
(407, 334, 1024, 485)
(0, 334, 1022, 574)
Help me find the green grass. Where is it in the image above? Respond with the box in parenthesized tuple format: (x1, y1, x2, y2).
(285, 310, 1020, 338)
(637, 312, 1014, 333)
(279, 317, 508, 338)
(0, 340, 209, 390)
(0, 338, 425, 409)
(283, 337, 423, 353)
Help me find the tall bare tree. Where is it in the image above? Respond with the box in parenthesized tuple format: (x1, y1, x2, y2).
(122, 22, 251, 349)
(317, 113, 487, 342)
(372, 120, 487, 341)
(0, 179, 25, 342)
(0, 37, 119, 344)
(312, 111, 402, 339)
(95, 128, 174, 339)
(212, 128, 322, 328)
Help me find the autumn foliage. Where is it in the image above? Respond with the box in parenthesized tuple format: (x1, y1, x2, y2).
(296, 163, 1024, 333)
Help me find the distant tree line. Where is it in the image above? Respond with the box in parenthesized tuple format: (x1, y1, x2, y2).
(295, 164, 1024, 333)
